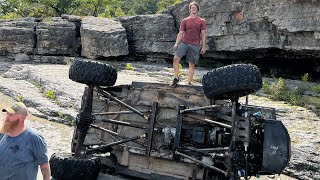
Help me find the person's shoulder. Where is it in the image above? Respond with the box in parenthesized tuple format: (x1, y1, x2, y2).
(198, 17, 206, 22)
(182, 17, 189, 22)
(26, 127, 40, 135)
(26, 128, 43, 138)
(26, 128, 47, 143)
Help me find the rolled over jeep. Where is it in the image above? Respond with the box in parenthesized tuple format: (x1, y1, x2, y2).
(49, 59, 291, 180)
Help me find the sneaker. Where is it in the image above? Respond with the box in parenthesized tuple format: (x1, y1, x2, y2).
(188, 82, 193, 86)
(169, 77, 179, 87)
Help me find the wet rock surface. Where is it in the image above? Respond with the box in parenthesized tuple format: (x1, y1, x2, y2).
(0, 60, 319, 179)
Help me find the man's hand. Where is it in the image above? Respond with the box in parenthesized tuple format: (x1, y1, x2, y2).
(200, 46, 206, 54)
(173, 44, 178, 51)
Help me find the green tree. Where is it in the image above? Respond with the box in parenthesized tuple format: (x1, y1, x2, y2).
(0, 0, 181, 19)
(0, 0, 34, 18)
(39, 0, 83, 16)
(157, 0, 182, 13)
(0, 0, 83, 18)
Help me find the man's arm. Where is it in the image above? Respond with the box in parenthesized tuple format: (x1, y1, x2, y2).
(200, 30, 206, 54)
(174, 31, 185, 50)
(40, 163, 51, 180)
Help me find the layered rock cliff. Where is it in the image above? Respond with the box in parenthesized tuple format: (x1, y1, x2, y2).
(165, 0, 320, 78)
(0, 0, 319, 79)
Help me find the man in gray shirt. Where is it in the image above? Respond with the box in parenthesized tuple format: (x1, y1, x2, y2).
(0, 102, 51, 180)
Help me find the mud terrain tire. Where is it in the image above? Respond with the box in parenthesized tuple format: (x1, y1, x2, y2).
(50, 153, 101, 180)
(202, 64, 262, 100)
(69, 59, 117, 86)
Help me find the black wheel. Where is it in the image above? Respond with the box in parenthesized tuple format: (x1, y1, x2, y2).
(50, 153, 101, 180)
(69, 59, 117, 86)
(202, 64, 262, 100)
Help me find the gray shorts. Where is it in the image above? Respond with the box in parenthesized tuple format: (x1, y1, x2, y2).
(175, 42, 201, 65)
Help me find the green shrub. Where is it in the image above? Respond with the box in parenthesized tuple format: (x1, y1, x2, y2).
(262, 77, 319, 107)
(126, 63, 135, 70)
(312, 84, 320, 94)
(17, 95, 24, 102)
(57, 111, 64, 119)
(270, 77, 288, 100)
(70, 119, 77, 126)
(301, 73, 310, 82)
(178, 63, 183, 76)
(263, 78, 305, 106)
(46, 90, 56, 100)
(285, 91, 304, 106)
(262, 81, 271, 94)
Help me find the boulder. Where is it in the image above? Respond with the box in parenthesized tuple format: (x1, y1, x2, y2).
(0, 18, 36, 55)
(15, 53, 31, 62)
(36, 17, 79, 56)
(61, 14, 82, 22)
(81, 17, 129, 59)
(117, 14, 177, 61)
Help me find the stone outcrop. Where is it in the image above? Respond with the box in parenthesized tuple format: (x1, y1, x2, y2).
(0, 1, 319, 61)
(36, 17, 79, 55)
(117, 14, 177, 61)
(0, 0, 320, 78)
(165, 0, 320, 57)
(80, 17, 129, 59)
(161, 0, 320, 78)
(0, 17, 79, 58)
(0, 18, 36, 55)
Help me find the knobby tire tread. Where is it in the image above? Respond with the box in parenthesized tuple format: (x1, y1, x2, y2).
(50, 153, 101, 180)
(202, 64, 262, 100)
(69, 59, 117, 86)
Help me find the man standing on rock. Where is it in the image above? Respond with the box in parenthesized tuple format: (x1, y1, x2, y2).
(170, 1, 206, 87)
(0, 102, 51, 180)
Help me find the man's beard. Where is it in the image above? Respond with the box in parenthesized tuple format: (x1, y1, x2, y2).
(0, 119, 19, 134)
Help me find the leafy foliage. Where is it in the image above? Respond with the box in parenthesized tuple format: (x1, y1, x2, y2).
(125, 63, 135, 70)
(262, 81, 271, 94)
(0, 0, 182, 18)
(157, 0, 182, 13)
(312, 84, 320, 94)
(262, 76, 320, 108)
(301, 73, 311, 82)
(46, 90, 56, 100)
(262, 78, 306, 106)
(178, 63, 182, 76)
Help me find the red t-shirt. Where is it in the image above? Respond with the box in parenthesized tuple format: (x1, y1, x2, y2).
(180, 16, 206, 45)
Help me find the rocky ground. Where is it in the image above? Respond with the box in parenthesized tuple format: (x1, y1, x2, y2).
(0, 58, 319, 180)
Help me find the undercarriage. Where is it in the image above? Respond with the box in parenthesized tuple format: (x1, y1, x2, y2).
(49, 60, 291, 180)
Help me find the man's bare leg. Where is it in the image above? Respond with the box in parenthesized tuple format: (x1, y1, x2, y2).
(170, 55, 181, 87)
(188, 62, 195, 84)
(173, 55, 181, 78)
